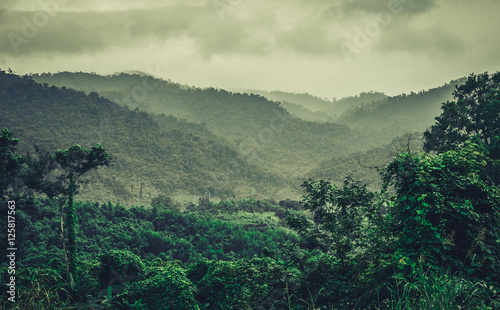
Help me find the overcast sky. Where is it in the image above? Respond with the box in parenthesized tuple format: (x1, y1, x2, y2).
(1, 0, 499, 99)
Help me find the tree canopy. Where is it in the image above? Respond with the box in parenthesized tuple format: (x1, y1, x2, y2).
(0, 128, 24, 198)
(424, 72, 500, 153)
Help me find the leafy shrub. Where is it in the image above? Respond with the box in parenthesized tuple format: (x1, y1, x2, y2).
(120, 263, 196, 310)
(99, 250, 144, 289)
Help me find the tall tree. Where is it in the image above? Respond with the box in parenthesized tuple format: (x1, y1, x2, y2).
(285, 176, 378, 261)
(424, 71, 500, 184)
(0, 128, 25, 198)
(382, 143, 500, 281)
(52, 144, 113, 278)
(22, 143, 112, 278)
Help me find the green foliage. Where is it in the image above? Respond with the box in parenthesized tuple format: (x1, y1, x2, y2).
(99, 250, 144, 289)
(0, 129, 113, 285)
(424, 71, 500, 185)
(9, 196, 297, 267)
(22, 143, 112, 198)
(150, 195, 174, 209)
(284, 176, 391, 308)
(67, 175, 77, 278)
(424, 72, 500, 155)
(1, 70, 499, 309)
(0, 267, 70, 310)
(380, 261, 500, 310)
(192, 257, 289, 309)
(286, 176, 378, 257)
(308, 132, 424, 189)
(22, 146, 67, 198)
(120, 263, 196, 310)
(382, 143, 500, 281)
(0, 128, 24, 198)
(53, 144, 113, 181)
(0, 71, 286, 202)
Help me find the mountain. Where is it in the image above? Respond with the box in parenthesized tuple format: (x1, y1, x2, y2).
(240, 90, 334, 112)
(249, 80, 470, 189)
(307, 132, 425, 189)
(304, 79, 467, 187)
(335, 79, 467, 145)
(31, 72, 360, 177)
(0, 70, 289, 204)
(245, 81, 467, 148)
(241, 89, 387, 122)
(15, 70, 472, 202)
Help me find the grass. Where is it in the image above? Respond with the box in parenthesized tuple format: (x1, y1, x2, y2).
(379, 263, 487, 310)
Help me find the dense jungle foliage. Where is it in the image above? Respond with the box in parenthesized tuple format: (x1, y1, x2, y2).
(0, 71, 499, 309)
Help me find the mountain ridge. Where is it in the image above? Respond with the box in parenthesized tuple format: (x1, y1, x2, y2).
(0, 70, 291, 205)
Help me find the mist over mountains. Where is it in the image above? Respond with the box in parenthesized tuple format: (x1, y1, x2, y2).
(31, 72, 358, 176)
(0, 69, 469, 204)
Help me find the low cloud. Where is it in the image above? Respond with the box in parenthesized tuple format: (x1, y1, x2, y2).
(0, 4, 282, 57)
(375, 22, 467, 57)
(0, 6, 208, 55)
(338, 0, 437, 16)
(0, 0, 499, 100)
(0, 3, 338, 58)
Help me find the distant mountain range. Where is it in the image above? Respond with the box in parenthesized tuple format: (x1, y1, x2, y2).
(242, 89, 388, 123)
(1, 71, 289, 204)
(30, 72, 359, 177)
(0, 69, 470, 205)
(244, 80, 466, 146)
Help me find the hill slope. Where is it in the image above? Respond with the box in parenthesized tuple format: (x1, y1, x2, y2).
(242, 89, 387, 123)
(32, 72, 360, 176)
(0, 70, 289, 204)
(336, 79, 466, 145)
(307, 132, 425, 189)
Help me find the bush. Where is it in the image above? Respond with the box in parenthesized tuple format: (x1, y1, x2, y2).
(121, 263, 196, 310)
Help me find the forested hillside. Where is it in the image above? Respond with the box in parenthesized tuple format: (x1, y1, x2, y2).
(308, 132, 425, 188)
(249, 81, 467, 149)
(336, 79, 466, 144)
(9, 70, 478, 202)
(244, 89, 387, 122)
(32, 72, 359, 177)
(32, 72, 469, 180)
(0, 70, 287, 204)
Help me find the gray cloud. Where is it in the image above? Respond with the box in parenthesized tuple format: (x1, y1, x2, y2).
(0, 0, 16, 10)
(338, 0, 437, 16)
(0, 4, 280, 57)
(0, 3, 328, 58)
(374, 22, 467, 57)
(275, 21, 344, 56)
(0, 0, 499, 99)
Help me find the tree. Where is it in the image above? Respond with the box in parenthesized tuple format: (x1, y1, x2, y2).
(286, 176, 378, 260)
(52, 144, 112, 278)
(424, 71, 500, 184)
(1, 128, 113, 280)
(0, 128, 25, 198)
(22, 143, 112, 278)
(382, 143, 500, 281)
(22, 146, 66, 198)
(284, 176, 388, 308)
